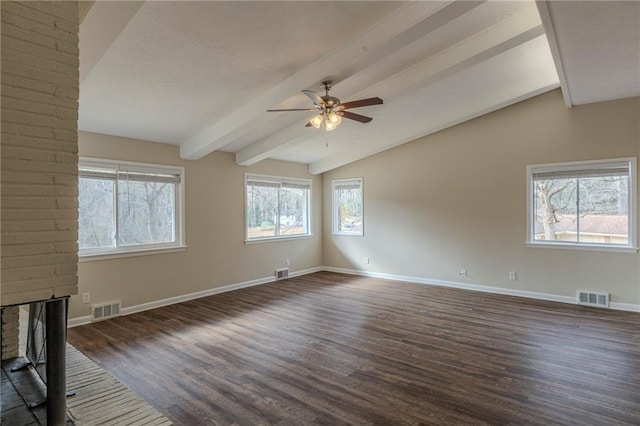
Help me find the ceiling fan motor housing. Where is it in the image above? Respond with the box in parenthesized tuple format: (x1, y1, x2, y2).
(321, 96, 340, 110)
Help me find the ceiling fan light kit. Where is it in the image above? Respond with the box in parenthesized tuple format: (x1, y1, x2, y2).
(267, 80, 383, 132)
(309, 110, 343, 131)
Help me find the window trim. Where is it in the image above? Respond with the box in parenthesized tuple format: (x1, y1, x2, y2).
(332, 178, 364, 236)
(244, 173, 313, 243)
(526, 157, 637, 252)
(79, 157, 186, 259)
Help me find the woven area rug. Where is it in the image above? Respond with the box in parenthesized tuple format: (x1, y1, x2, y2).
(66, 344, 172, 426)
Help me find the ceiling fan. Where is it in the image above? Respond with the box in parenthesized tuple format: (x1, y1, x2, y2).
(267, 80, 383, 131)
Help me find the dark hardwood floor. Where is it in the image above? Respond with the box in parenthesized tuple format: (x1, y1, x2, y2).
(67, 272, 640, 425)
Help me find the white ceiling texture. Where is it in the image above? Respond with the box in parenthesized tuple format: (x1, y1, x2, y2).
(79, 1, 640, 174)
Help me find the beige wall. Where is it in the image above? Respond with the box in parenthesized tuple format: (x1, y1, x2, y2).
(73, 90, 639, 319)
(323, 90, 640, 306)
(71, 132, 322, 319)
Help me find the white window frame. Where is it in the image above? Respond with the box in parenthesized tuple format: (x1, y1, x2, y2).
(244, 173, 312, 243)
(526, 157, 637, 252)
(79, 157, 186, 260)
(332, 178, 364, 236)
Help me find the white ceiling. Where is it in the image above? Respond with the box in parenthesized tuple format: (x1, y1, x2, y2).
(79, 1, 640, 174)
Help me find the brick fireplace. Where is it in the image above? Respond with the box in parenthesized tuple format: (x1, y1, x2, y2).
(1, 1, 80, 424)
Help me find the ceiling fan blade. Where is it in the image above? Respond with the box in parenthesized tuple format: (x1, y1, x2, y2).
(302, 90, 324, 107)
(267, 108, 317, 112)
(305, 122, 312, 127)
(339, 97, 383, 110)
(342, 111, 373, 123)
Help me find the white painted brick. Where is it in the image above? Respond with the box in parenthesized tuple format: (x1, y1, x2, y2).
(1, 46, 58, 73)
(2, 110, 78, 130)
(2, 145, 57, 161)
(2, 253, 78, 269)
(57, 62, 78, 78)
(2, 146, 78, 164)
(2, 82, 78, 107)
(1, 307, 20, 360)
(20, 1, 79, 24)
(1, 170, 67, 185)
(1, 121, 77, 141)
(2, 60, 79, 89)
(3, 276, 78, 295)
(2, 34, 79, 67)
(2, 265, 58, 282)
(2, 262, 77, 283)
(2, 183, 78, 197)
(2, 72, 59, 95)
(3, 74, 79, 101)
(55, 38, 78, 55)
(2, 0, 79, 306)
(2, 95, 58, 116)
(2, 158, 79, 173)
(2, 20, 56, 49)
(2, 195, 78, 212)
(1, 219, 77, 233)
(1, 241, 77, 257)
(1, 10, 78, 44)
(2, 2, 55, 27)
(2, 230, 78, 245)
(0, 134, 78, 153)
(1, 209, 78, 221)
(2, 284, 78, 307)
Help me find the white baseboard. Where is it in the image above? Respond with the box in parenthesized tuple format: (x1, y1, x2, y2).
(67, 266, 324, 328)
(322, 267, 640, 313)
(67, 264, 639, 328)
(610, 302, 640, 312)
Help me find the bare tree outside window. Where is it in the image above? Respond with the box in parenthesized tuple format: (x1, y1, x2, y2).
(531, 159, 633, 247)
(79, 177, 115, 248)
(78, 160, 183, 256)
(246, 176, 311, 240)
(118, 180, 175, 245)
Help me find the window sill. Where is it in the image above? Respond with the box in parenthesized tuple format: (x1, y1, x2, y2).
(245, 235, 314, 245)
(333, 232, 364, 236)
(526, 242, 638, 253)
(79, 245, 188, 262)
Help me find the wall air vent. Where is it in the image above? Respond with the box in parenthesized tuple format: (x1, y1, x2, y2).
(577, 291, 609, 308)
(275, 268, 289, 280)
(91, 301, 122, 321)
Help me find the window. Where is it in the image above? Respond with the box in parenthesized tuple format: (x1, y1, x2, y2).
(527, 158, 636, 251)
(245, 174, 311, 241)
(333, 178, 364, 235)
(79, 158, 185, 258)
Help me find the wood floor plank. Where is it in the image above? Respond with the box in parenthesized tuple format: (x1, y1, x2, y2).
(68, 272, 640, 425)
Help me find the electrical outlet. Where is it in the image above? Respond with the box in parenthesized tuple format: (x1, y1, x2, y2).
(509, 271, 517, 281)
(286, 259, 290, 267)
(459, 269, 467, 278)
(82, 292, 91, 304)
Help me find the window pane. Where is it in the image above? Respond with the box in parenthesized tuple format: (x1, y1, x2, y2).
(530, 158, 634, 249)
(578, 175, 629, 244)
(246, 184, 278, 239)
(278, 187, 306, 236)
(118, 180, 176, 245)
(245, 175, 311, 240)
(335, 183, 363, 234)
(79, 177, 115, 249)
(533, 178, 577, 242)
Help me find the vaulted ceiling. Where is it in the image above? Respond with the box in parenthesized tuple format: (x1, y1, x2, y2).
(79, 1, 640, 174)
